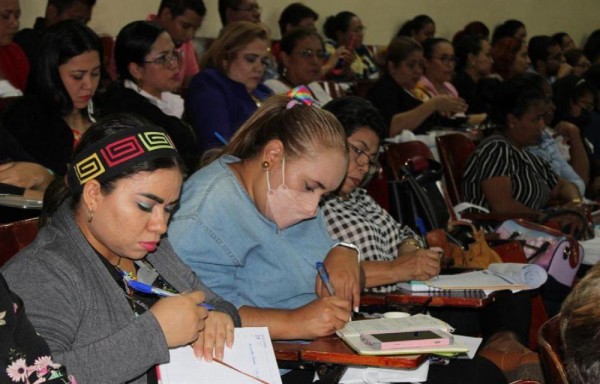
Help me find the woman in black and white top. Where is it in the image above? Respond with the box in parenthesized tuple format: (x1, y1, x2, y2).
(320, 97, 441, 293)
(462, 75, 582, 217)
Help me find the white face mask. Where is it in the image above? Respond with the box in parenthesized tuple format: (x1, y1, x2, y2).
(265, 157, 320, 229)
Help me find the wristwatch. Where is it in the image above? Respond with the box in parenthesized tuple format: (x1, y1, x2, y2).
(332, 241, 361, 262)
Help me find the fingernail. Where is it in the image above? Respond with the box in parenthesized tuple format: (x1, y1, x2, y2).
(354, 306, 359, 313)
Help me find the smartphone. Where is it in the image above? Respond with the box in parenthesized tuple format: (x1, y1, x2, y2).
(360, 329, 453, 350)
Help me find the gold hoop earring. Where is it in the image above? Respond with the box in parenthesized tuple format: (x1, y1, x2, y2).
(87, 209, 94, 223)
(261, 161, 270, 170)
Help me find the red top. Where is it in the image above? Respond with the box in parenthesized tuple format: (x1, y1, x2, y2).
(0, 43, 30, 91)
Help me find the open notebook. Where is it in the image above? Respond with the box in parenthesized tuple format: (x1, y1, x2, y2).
(336, 314, 471, 356)
(158, 327, 282, 384)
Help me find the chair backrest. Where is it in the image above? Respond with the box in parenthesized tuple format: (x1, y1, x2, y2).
(0, 217, 39, 267)
(435, 133, 476, 206)
(384, 141, 434, 181)
(538, 315, 569, 384)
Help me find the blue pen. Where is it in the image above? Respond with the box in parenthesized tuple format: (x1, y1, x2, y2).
(214, 131, 228, 145)
(316, 262, 336, 296)
(415, 216, 429, 248)
(125, 278, 215, 310)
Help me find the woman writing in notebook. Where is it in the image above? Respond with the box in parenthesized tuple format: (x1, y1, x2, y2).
(168, 89, 361, 343)
(3, 20, 101, 176)
(320, 96, 442, 293)
(2, 115, 240, 383)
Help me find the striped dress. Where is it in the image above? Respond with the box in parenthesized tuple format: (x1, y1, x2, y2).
(462, 134, 558, 210)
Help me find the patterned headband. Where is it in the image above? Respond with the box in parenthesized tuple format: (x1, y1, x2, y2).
(67, 126, 178, 192)
(286, 85, 317, 109)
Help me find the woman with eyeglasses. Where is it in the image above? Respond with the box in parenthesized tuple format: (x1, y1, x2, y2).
(102, 20, 198, 170)
(3, 20, 100, 177)
(265, 27, 332, 105)
(322, 11, 379, 81)
(367, 37, 467, 137)
(320, 97, 441, 292)
(186, 21, 272, 154)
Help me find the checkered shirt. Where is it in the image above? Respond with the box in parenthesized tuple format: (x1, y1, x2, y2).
(320, 188, 417, 293)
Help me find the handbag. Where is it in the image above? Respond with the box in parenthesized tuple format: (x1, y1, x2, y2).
(495, 219, 582, 287)
(446, 221, 502, 269)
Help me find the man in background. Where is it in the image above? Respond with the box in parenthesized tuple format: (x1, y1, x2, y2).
(14, 0, 96, 63)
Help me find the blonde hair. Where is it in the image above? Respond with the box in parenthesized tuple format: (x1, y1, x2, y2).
(203, 94, 347, 164)
(200, 21, 270, 73)
(560, 263, 600, 384)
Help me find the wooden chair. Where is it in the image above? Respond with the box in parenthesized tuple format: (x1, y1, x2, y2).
(538, 315, 568, 384)
(435, 133, 476, 206)
(384, 141, 434, 181)
(0, 217, 39, 267)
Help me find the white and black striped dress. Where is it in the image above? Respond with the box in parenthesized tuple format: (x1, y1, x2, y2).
(321, 188, 417, 293)
(462, 134, 558, 211)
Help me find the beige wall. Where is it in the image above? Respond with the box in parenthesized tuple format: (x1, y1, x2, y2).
(19, 0, 600, 47)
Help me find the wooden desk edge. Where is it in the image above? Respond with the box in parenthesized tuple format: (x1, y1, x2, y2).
(273, 337, 425, 369)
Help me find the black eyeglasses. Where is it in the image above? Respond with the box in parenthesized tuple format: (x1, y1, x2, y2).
(293, 49, 326, 60)
(232, 4, 261, 13)
(348, 142, 379, 174)
(144, 50, 182, 68)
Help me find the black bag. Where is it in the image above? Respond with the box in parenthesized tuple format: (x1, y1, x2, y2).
(386, 156, 450, 232)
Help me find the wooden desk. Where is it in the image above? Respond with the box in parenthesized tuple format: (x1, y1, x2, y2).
(361, 289, 498, 311)
(385, 289, 497, 308)
(274, 336, 424, 368)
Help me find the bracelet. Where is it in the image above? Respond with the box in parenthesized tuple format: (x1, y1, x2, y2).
(570, 197, 583, 204)
(332, 241, 361, 262)
(399, 238, 422, 250)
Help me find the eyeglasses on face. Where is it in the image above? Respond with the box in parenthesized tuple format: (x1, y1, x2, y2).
(432, 55, 456, 65)
(144, 50, 182, 68)
(242, 53, 270, 66)
(232, 4, 261, 13)
(577, 99, 595, 111)
(293, 49, 326, 60)
(348, 142, 379, 173)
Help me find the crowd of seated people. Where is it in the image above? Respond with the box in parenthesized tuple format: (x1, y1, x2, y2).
(3, 0, 600, 382)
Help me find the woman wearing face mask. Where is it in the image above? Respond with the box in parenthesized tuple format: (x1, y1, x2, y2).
(102, 20, 198, 171)
(3, 20, 100, 176)
(168, 89, 361, 343)
(186, 21, 273, 154)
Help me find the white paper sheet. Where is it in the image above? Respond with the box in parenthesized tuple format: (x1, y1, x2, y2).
(158, 327, 282, 384)
(340, 360, 430, 383)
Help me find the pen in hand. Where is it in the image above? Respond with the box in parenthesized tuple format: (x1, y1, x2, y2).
(125, 278, 215, 310)
(316, 261, 336, 296)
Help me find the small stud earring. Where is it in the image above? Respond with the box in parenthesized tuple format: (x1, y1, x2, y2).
(261, 161, 269, 169)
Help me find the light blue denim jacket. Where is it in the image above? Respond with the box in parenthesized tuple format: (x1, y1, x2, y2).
(168, 155, 336, 310)
(527, 129, 585, 195)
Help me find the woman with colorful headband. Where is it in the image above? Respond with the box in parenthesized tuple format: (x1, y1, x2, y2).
(168, 88, 361, 346)
(1, 114, 240, 383)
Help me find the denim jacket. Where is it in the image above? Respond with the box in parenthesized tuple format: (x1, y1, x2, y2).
(168, 156, 336, 309)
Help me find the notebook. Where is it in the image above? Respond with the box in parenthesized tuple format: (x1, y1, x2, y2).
(336, 314, 470, 356)
(157, 327, 282, 384)
(425, 263, 547, 293)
